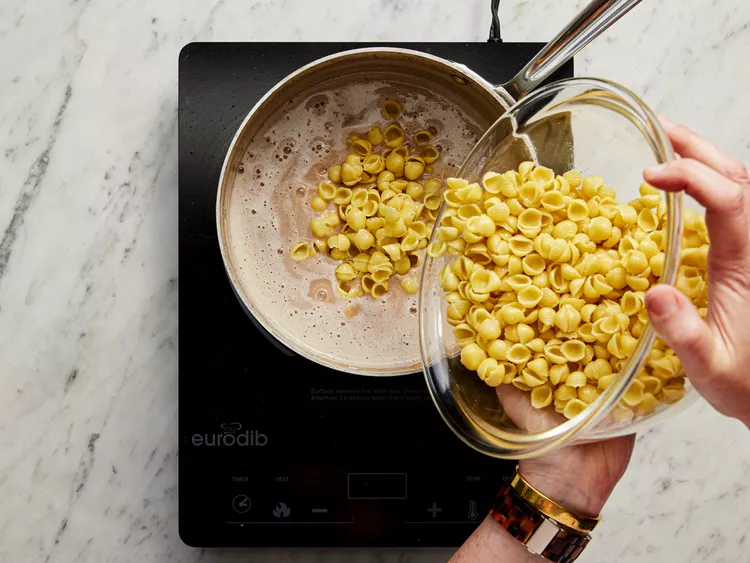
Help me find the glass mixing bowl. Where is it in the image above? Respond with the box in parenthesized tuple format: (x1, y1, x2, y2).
(419, 78, 696, 459)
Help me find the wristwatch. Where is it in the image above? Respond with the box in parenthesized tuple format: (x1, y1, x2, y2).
(489, 468, 599, 562)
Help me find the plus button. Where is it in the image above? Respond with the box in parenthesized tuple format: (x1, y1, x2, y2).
(427, 502, 443, 517)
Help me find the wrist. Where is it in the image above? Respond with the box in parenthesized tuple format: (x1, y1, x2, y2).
(518, 459, 610, 517)
(450, 516, 543, 563)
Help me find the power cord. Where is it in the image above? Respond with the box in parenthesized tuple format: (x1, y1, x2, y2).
(488, 0, 502, 42)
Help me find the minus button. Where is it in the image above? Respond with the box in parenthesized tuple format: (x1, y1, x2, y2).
(311, 508, 328, 514)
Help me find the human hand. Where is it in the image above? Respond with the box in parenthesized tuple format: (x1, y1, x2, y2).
(451, 388, 633, 563)
(498, 386, 634, 517)
(643, 118, 750, 428)
(518, 436, 634, 516)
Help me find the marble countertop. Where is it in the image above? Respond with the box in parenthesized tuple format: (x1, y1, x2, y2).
(1, 0, 749, 561)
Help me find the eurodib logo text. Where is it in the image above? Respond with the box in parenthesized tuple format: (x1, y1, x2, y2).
(191, 422, 268, 447)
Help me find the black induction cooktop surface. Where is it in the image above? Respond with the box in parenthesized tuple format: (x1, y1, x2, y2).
(178, 42, 573, 548)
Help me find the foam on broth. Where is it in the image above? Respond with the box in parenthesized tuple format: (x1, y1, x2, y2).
(226, 74, 486, 374)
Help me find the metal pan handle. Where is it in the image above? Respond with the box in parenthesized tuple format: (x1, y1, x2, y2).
(499, 0, 642, 101)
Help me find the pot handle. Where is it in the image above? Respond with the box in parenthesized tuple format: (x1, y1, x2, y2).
(499, 0, 642, 101)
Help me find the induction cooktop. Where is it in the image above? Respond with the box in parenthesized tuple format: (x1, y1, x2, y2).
(178, 42, 573, 548)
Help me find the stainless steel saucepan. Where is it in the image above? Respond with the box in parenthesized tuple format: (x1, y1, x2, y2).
(216, 0, 642, 376)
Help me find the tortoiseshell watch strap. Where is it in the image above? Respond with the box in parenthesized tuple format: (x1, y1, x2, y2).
(490, 482, 591, 562)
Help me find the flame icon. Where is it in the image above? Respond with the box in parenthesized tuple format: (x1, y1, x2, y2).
(220, 422, 242, 435)
(272, 502, 291, 518)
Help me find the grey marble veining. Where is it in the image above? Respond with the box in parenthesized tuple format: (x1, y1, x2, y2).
(0, 0, 749, 562)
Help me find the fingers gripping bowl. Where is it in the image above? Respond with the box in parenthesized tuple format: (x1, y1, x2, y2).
(419, 79, 702, 459)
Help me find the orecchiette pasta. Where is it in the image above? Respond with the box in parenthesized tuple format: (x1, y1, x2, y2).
(438, 161, 703, 421)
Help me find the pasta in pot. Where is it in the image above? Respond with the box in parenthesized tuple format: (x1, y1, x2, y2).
(290, 97, 449, 299)
(435, 161, 708, 420)
(381, 99, 402, 120)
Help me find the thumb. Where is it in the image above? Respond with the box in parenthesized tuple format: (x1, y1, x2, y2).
(644, 284, 714, 380)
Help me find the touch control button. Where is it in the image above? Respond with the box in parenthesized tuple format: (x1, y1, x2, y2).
(232, 494, 251, 513)
(427, 502, 442, 518)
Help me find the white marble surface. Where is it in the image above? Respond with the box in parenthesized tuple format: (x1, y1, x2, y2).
(1, 0, 749, 561)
